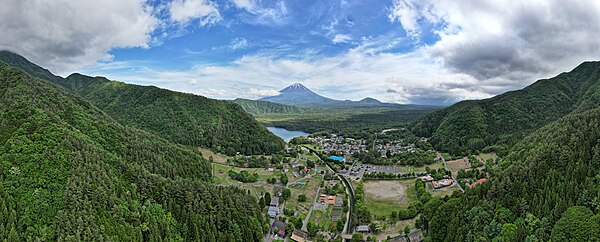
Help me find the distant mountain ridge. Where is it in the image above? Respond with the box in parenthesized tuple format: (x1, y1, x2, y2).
(259, 82, 397, 107)
(231, 98, 305, 114)
(0, 50, 284, 155)
(412, 61, 600, 155)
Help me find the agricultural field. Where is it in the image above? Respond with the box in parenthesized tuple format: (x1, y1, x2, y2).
(310, 205, 333, 230)
(363, 180, 417, 217)
(285, 174, 323, 215)
(199, 148, 230, 164)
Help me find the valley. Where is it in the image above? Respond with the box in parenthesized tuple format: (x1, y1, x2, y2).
(3, 1, 600, 242)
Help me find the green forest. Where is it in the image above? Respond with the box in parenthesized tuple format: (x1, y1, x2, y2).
(231, 98, 306, 115)
(418, 107, 600, 241)
(0, 61, 266, 240)
(413, 61, 600, 156)
(0, 51, 285, 156)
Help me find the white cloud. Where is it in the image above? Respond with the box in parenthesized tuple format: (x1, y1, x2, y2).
(169, 0, 221, 26)
(231, 0, 255, 10)
(246, 88, 280, 98)
(389, 0, 600, 88)
(80, 35, 490, 105)
(230, 38, 249, 50)
(231, 0, 288, 25)
(332, 34, 352, 44)
(0, 0, 158, 74)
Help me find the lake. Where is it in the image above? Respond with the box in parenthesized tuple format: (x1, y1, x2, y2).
(266, 127, 309, 142)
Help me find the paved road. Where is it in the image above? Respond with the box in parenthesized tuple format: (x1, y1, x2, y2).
(437, 151, 464, 192)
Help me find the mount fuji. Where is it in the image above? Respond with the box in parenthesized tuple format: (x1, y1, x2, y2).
(259, 83, 391, 107)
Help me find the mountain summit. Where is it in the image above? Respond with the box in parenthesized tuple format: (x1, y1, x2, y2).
(280, 82, 312, 92)
(259, 83, 337, 106)
(259, 83, 392, 107)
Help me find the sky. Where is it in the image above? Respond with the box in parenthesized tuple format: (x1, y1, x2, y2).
(1, 0, 600, 105)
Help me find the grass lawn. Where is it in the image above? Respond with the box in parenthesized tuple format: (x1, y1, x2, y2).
(478, 153, 497, 162)
(301, 144, 321, 151)
(376, 215, 420, 239)
(212, 163, 282, 184)
(427, 184, 460, 198)
(199, 148, 230, 164)
(363, 179, 417, 218)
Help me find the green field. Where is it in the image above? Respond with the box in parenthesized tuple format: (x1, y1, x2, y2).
(310, 205, 333, 229)
(427, 184, 460, 198)
(285, 174, 323, 214)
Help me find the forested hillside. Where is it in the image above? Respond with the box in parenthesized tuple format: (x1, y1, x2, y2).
(0, 63, 265, 241)
(412, 61, 600, 155)
(231, 98, 305, 114)
(420, 107, 600, 241)
(0, 50, 284, 156)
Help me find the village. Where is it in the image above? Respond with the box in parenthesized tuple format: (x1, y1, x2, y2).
(202, 128, 497, 242)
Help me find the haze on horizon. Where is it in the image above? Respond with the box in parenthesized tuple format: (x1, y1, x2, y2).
(1, 0, 600, 105)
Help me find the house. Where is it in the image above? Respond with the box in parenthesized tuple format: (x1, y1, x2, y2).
(324, 173, 336, 180)
(270, 196, 279, 207)
(356, 225, 370, 233)
(290, 229, 309, 242)
(432, 178, 453, 189)
(327, 180, 338, 188)
(469, 178, 487, 188)
(272, 220, 286, 238)
(268, 206, 279, 218)
(319, 194, 337, 205)
(408, 229, 424, 242)
(419, 174, 434, 182)
(390, 229, 424, 242)
(334, 196, 343, 207)
(390, 235, 409, 242)
(268, 196, 280, 218)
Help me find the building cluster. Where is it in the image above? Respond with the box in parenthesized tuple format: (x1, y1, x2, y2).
(375, 142, 416, 158)
(420, 174, 454, 189)
(311, 135, 367, 156)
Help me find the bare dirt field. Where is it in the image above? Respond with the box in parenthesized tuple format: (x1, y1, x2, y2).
(199, 148, 229, 164)
(447, 157, 470, 175)
(364, 180, 408, 202)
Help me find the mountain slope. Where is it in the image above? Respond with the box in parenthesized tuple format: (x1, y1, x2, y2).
(258, 82, 404, 108)
(422, 106, 600, 242)
(0, 50, 284, 155)
(0, 62, 265, 240)
(259, 83, 338, 106)
(412, 61, 600, 155)
(231, 98, 305, 114)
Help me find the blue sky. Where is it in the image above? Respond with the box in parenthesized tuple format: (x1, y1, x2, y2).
(2, 0, 600, 105)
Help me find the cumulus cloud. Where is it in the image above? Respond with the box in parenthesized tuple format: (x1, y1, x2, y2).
(332, 34, 352, 44)
(169, 0, 221, 26)
(81, 35, 488, 105)
(0, 0, 158, 74)
(389, 0, 600, 89)
(245, 88, 280, 98)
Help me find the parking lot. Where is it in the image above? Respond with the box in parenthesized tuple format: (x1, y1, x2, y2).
(347, 163, 371, 181)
